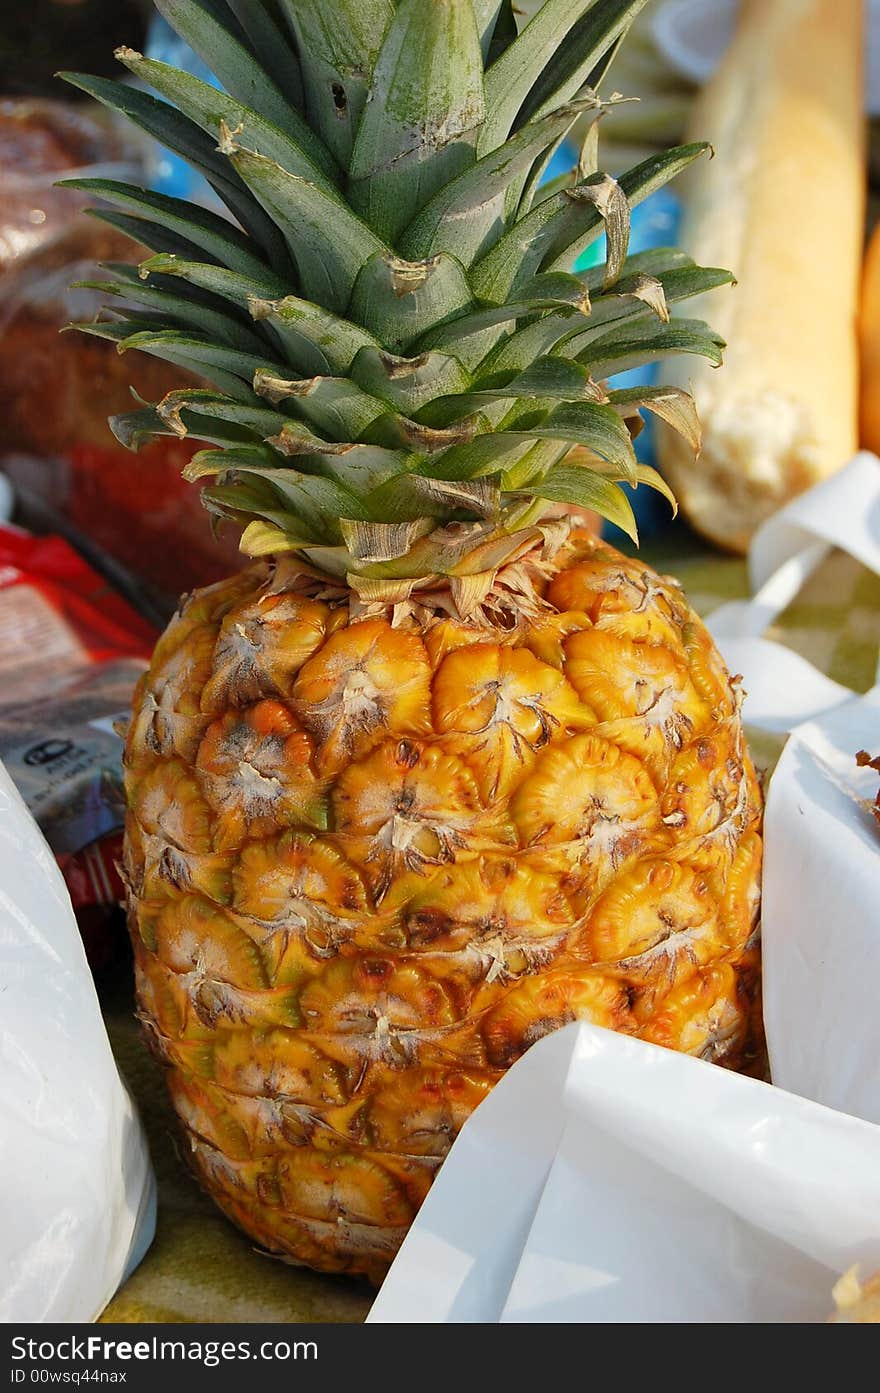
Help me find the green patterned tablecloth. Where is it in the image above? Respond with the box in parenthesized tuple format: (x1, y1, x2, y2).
(99, 538, 880, 1324)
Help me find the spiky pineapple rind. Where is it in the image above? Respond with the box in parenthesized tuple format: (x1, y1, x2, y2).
(125, 523, 764, 1280)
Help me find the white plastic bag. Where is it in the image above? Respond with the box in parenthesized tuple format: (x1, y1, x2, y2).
(368, 1023, 880, 1323)
(0, 760, 155, 1322)
(370, 453, 880, 1324)
(708, 451, 880, 1120)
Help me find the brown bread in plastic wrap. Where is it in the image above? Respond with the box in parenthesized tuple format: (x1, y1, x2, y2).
(656, 0, 865, 553)
(0, 98, 243, 603)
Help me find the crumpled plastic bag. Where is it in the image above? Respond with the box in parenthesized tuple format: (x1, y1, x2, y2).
(0, 760, 155, 1322)
(369, 453, 880, 1324)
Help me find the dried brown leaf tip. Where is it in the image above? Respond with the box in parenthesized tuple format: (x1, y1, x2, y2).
(855, 751, 880, 829)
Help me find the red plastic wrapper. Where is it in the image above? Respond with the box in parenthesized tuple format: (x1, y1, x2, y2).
(58, 833, 126, 972)
(0, 524, 156, 682)
(0, 523, 156, 966)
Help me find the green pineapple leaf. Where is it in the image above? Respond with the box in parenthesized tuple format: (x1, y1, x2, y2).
(58, 70, 286, 263)
(472, 0, 510, 59)
(248, 296, 380, 377)
(195, 451, 376, 530)
(268, 430, 415, 498)
(227, 145, 386, 313)
(75, 274, 268, 355)
(66, 0, 731, 560)
(112, 49, 338, 189)
(59, 178, 273, 282)
(349, 252, 473, 351)
(253, 370, 387, 440)
(153, 0, 311, 146)
(108, 406, 177, 452)
(223, 0, 306, 109)
(516, 462, 639, 541)
(348, 0, 485, 242)
(515, 400, 638, 479)
(542, 142, 711, 271)
(276, 0, 395, 167)
(112, 328, 281, 400)
(350, 349, 472, 414)
(578, 316, 726, 378)
(200, 473, 328, 543)
(414, 432, 541, 482)
(485, 0, 519, 64)
(399, 102, 603, 265)
(155, 388, 295, 440)
(480, 0, 636, 152)
(136, 256, 288, 308)
(558, 263, 734, 355)
(471, 141, 709, 302)
(474, 311, 590, 377)
(418, 356, 603, 426)
(83, 208, 206, 263)
(516, 0, 649, 127)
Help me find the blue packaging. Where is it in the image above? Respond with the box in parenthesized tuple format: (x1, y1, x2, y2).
(144, 16, 221, 204)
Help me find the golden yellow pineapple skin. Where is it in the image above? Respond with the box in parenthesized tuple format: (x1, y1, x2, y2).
(123, 532, 763, 1282)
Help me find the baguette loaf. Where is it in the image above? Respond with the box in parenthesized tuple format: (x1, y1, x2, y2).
(656, 0, 865, 552)
(859, 217, 880, 453)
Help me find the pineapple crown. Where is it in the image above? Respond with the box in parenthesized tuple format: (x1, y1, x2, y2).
(60, 0, 731, 591)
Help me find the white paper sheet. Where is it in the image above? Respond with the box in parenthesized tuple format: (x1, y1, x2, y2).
(370, 454, 880, 1324)
(502, 1027, 880, 1323)
(762, 691, 880, 1125)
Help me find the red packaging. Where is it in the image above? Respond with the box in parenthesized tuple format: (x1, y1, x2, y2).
(0, 523, 156, 675)
(0, 523, 157, 966)
(58, 832, 126, 972)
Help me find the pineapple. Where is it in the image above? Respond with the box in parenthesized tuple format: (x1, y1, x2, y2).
(63, 0, 763, 1283)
